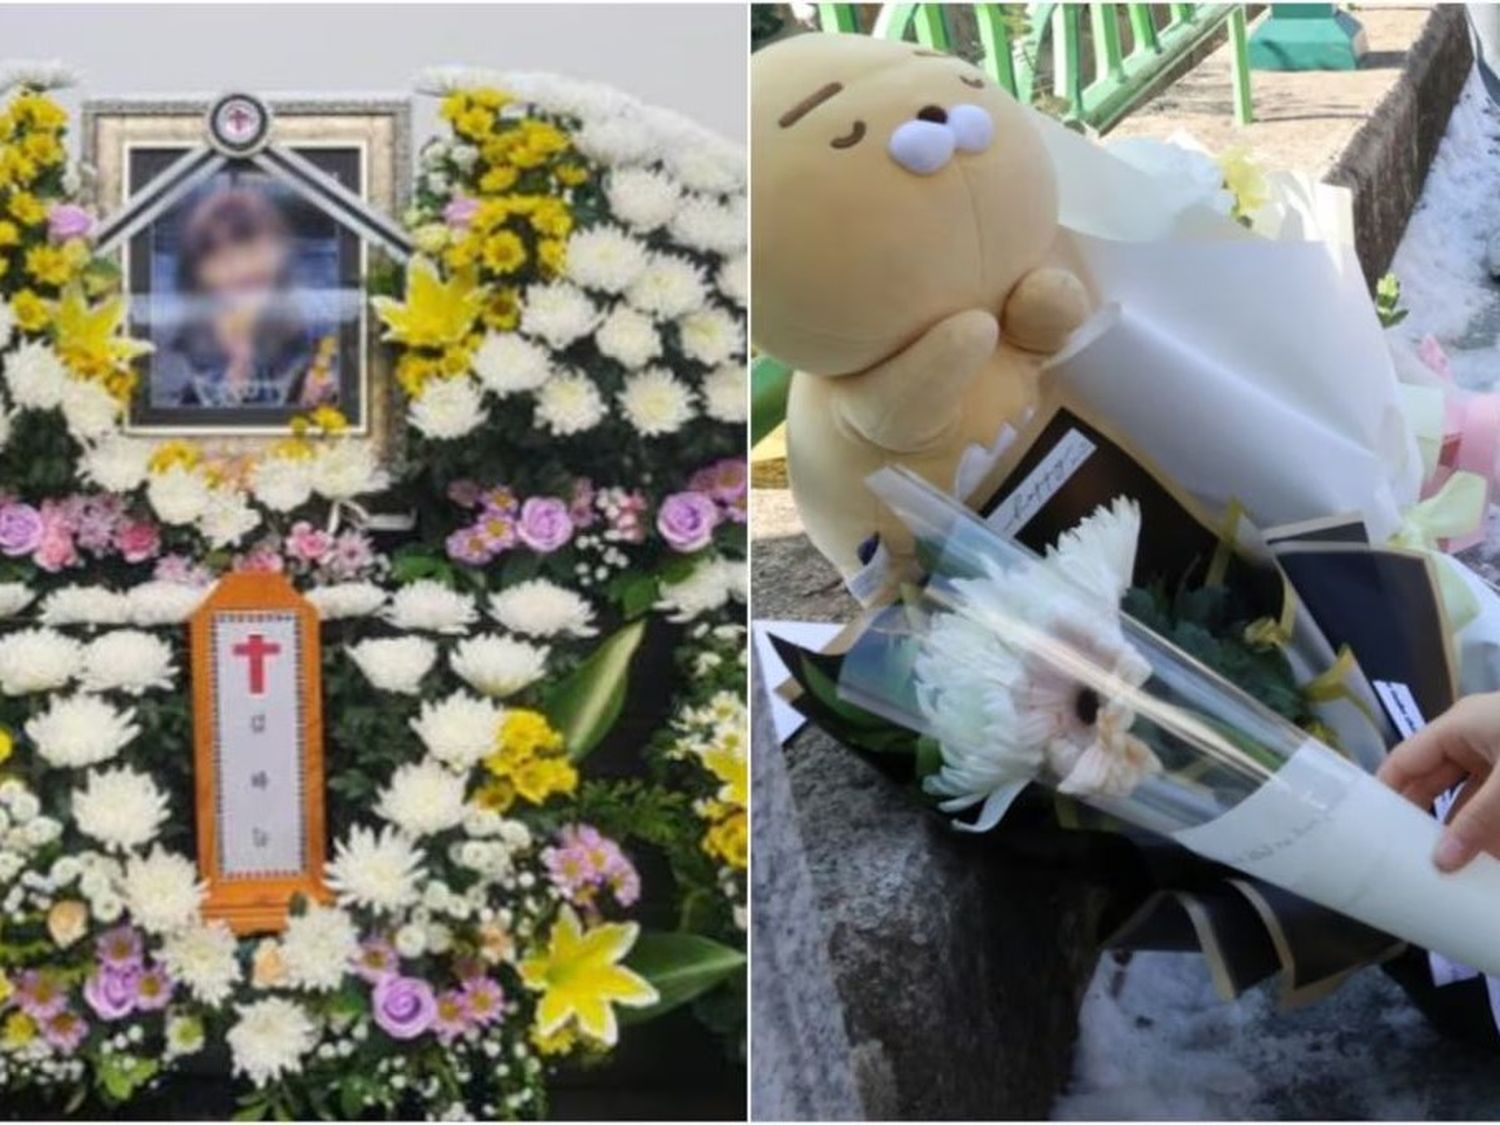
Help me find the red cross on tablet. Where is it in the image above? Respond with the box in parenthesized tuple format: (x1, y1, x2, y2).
(232, 633, 281, 695)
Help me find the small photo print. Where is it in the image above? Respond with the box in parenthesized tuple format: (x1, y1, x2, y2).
(127, 150, 364, 431)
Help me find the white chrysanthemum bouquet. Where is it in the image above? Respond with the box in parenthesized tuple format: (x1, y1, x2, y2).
(835, 467, 1500, 977)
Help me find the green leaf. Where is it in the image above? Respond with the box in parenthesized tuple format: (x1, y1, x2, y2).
(622, 930, 746, 1024)
(545, 620, 647, 760)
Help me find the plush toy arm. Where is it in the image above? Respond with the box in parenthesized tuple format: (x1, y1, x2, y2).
(1001, 267, 1090, 355)
(837, 308, 999, 453)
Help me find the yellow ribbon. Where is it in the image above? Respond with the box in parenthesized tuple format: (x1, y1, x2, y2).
(1388, 469, 1486, 632)
(1301, 644, 1379, 737)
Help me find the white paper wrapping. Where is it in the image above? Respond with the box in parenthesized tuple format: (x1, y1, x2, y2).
(1174, 741, 1500, 977)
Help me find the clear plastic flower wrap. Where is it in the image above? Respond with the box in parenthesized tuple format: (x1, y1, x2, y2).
(839, 467, 1500, 976)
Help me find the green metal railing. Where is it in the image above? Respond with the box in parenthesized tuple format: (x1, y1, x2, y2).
(814, 3, 1254, 132)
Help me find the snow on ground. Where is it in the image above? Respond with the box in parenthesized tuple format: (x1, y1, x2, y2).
(1053, 66, 1500, 1121)
(1392, 70, 1500, 392)
(1052, 952, 1500, 1120)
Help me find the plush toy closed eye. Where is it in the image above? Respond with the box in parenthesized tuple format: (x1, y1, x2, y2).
(751, 32, 1090, 590)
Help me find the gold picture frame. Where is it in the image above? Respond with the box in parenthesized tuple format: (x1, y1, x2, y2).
(84, 96, 410, 461)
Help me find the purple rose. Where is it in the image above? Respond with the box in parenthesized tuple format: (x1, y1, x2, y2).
(516, 497, 574, 554)
(656, 491, 721, 553)
(372, 974, 437, 1041)
(0, 502, 44, 557)
(47, 203, 95, 243)
(83, 966, 139, 1021)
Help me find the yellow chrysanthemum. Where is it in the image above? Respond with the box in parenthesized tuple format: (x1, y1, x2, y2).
(7, 191, 45, 227)
(479, 165, 519, 194)
(703, 808, 747, 870)
(512, 757, 578, 805)
(555, 162, 590, 187)
(24, 244, 73, 287)
(519, 906, 658, 1047)
(147, 440, 202, 475)
(481, 230, 527, 275)
(11, 289, 49, 332)
(1, 1011, 35, 1049)
(498, 709, 564, 759)
(0, 220, 18, 248)
(701, 743, 747, 808)
(371, 256, 484, 349)
(307, 405, 349, 434)
(0, 727, 12, 766)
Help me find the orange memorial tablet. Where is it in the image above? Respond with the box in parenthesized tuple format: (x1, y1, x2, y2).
(190, 572, 329, 933)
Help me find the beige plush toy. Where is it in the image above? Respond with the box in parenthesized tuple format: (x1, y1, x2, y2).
(751, 32, 1090, 584)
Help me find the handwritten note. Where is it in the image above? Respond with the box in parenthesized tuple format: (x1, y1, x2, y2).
(984, 428, 1097, 537)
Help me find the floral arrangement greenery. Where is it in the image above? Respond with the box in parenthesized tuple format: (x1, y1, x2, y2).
(0, 63, 745, 1119)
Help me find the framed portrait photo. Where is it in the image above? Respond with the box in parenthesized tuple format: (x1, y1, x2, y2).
(85, 97, 410, 451)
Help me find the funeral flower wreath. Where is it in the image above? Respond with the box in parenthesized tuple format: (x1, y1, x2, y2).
(0, 64, 746, 1119)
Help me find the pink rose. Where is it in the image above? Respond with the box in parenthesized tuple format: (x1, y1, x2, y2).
(443, 195, 480, 230)
(47, 203, 94, 243)
(33, 506, 78, 572)
(516, 497, 573, 554)
(286, 521, 332, 563)
(235, 546, 284, 574)
(114, 519, 161, 564)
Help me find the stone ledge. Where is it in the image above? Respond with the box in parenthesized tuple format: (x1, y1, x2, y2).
(1326, 4, 1473, 285)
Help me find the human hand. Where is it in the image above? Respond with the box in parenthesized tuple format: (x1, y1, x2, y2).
(1377, 693, 1500, 872)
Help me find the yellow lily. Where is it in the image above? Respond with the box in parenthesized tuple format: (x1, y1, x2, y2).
(519, 906, 658, 1047)
(52, 284, 153, 377)
(370, 256, 484, 350)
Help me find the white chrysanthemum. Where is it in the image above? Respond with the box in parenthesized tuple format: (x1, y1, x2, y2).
(128, 581, 211, 627)
(702, 364, 747, 423)
(377, 761, 467, 837)
(669, 195, 746, 256)
(60, 376, 120, 440)
(410, 691, 503, 771)
(627, 254, 708, 320)
(0, 60, 76, 94)
(312, 441, 389, 501)
(564, 225, 649, 294)
(655, 557, 744, 623)
(227, 998, 317, 1089)
(595, 305, 662, 369)
(534, 370, 606, 436)
(81, 629, 176, 694)
(121, 846, 204, 934)
(619, 367, 695, 436)
(25, 694, 139, 768)
(199, 486, 261, 549)
(348, 636, 438, 694)
(326, 825, 426, 913)
(0, 582, 34, 618)
(249, 454, 315, 512)
(449, 634, 549, 698)
(80, 436, 153, 493)
(0, 627, 81, 694)
(574, 116, 658, 166)
(147, 466, 212, 525)
(280, 904, 360, 992)
(520, 282, 600, 350)
(677, 307, 743, 367)
(717, 255, 747, 305)
(305, 583, 387, 621)
(606, 167, 681, 230)
(667, 145, 745, 196)
(39, 585, 130, 627)
(489, 579, 598, 638)
(73, 766, 169, 851)
(384, 580, 476, 634)
(0, 300, 15, 350)
(160, 921, 240, 1005)
(4, 340, 68, 410)
(471, 332, 553, 396)
(410, 376, 486, 440)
